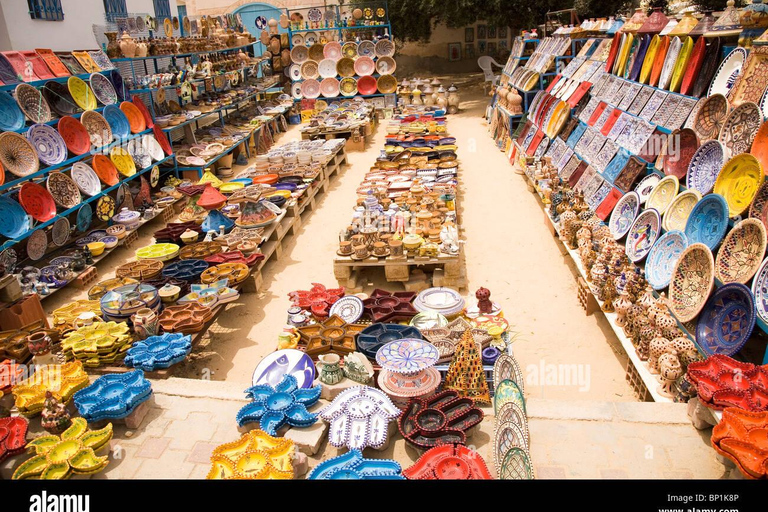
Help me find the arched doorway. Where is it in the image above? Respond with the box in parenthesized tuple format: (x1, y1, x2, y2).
(234, 2, 288, 38)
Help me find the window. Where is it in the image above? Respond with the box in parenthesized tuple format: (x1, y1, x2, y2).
(27, 0, 64, 21)
(103, 0, 128, 22)
(153, 0, 172, 21)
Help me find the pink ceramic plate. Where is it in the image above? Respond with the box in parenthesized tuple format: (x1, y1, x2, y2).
(301, 79, 321, 99)
(320, 78, 340, 98)
(354, 56, 375, 76)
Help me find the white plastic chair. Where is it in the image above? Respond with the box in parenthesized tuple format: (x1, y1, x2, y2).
(478, 56, 504, 94)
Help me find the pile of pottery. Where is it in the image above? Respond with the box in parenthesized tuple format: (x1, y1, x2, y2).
(299, 98, 375, 135)
(60, 321, 133, 367)
(396, 78, 457, 114)
(337, 113, 459, 260)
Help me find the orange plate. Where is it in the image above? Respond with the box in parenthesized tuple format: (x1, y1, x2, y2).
(120, 101, 146, 133)
(751, 121, 768, 175)
(649, 36, 670, 87)
(131, 95, 154, 129)
(92, 154, 120, 186)
(251, 174, 279, 184)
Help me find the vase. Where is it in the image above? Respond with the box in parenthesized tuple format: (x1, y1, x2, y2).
(317, 353, 344, 385)
(132, 308, 158, 340)
(104, 32, 121, 59)
(135, 39, 148, 58)
(119, 31, 137, 59)
(27, 331, 51, 356)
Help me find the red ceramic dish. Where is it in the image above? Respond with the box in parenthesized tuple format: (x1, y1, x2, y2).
(58, 116, 91, 155)
(357, 75, 377, 96)
(35, 49, 70, 78)
(649, 36, 670, 87)
(680, 35, 705, 97)
(20, 51, 54, 80)
(750, 120, 768, 175)
(18, 182, 56, 222)
(604, 33, 622, 72)
(600, 109, 622, 136)
(120, 101, 146, 133)
(251, 174, 279, 185)
(0, 160, 4, 186)
(664, 128, 699, 179)
(92, 154, 119, 186)
(131, 95, 154, 129)
(153, 124, 172, 155)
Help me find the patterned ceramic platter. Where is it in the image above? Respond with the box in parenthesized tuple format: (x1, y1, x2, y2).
(300, 60, 319, 80)
(328, 296, 364, 324)
(0, 131, 39, 177)
(110, 146, 136, 177)
(375, 338, 439, 375)
(0, 247, 18, 273)
(47, 171, 81, 209)
(120, 101, 145, 133)
(0, 196, 30, 239)
(609, 191, 640, 239)
(89, 73, 117, 105)
(300, 79, 321, 100)
(663, 128, 699, 180)
(58, 116, 90, 155)
(95, 195, 115, 222)
(51, 217, 70, 247)
(625, 208, 661, 262)
(290, 45, 309, 64)
(103, 105, 130, 140)
(708, 47, 748, 97)
(696, 283, 756, 357)
(695, 95, 730, 144)
(15, 83, 51, 124)
(662, 189, 701, 232)
(26, 228, 47, 261)
(18, 182, 56, 222)
(684, 193, 729, 250)
(658, 36, 681, 90)
(25, 123, 67, 166)
(126, 138, 151, 170)
(750, 179, 768, 233)
(252, 348, 315, 389)
(67, 76, 97, 111)
(646, 175, 679, 216)
(718, 102, 761, 157)
(80, 110, 113, 148)
(0, 90, 25, 131)
(714, 153, 764, 218)
(71, 162, 101, 197)
(634, 174, 661, 204)
(375, 39, 395, 58)
(646, 230, 688, 290)
(357, 40, 375, 59)
(76, 202, 92, 232)
(686, 140, 725, 195)
(669, 242, 715, 322)
(715, 218, 767, 284)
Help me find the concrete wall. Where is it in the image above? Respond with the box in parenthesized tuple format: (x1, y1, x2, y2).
(0, 0, 178, 51)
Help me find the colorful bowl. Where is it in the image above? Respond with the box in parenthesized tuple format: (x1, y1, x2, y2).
(669, 242, 715, 322)
(714, 153, 764, 218)
(87, 241, 106, 256)
(646, 230, 688, 290)
(696, 283, 756, 357)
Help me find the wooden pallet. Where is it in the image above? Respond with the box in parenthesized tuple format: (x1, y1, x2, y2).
(576, 276, 598, 316)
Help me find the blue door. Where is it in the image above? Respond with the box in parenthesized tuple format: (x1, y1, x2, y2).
(234, 2, 287, 55)
(178, 5, 188, 36)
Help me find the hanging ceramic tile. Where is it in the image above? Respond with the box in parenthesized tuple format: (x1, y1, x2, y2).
(628, 85, 655, 115)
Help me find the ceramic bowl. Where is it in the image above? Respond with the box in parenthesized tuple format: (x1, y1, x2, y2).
(715, 218, 767, 285)
(669, 242, 715, 323)
(662, 190, 701, 233)
(646, 230, 688, 290)
(714, 153, 764, 218)
(685, 193, 729, 250)
(101, 236, 118, 249)
(87, 241, 105, 256)
(696, 283, 756, 357)
(107, 224, 126, 239)
(687, 140, 725, 195)
(625, 208, 661, 262)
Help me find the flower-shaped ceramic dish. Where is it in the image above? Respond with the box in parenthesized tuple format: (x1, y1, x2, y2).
(87, 277, 139, 300)
(12, 361, 90, 416)
(669, 242, 715, 322)
(693, 93, 729, 142)
(179, 241, 224, 260)
(73, 370, 152, 422)
(696, 283, 756, 357)
(663, 189, 701, 232)
(47, 171, 81, 209)
(0, 131, 39, 178)
(16, 84, 51, 124)
(205, 250, 262, 268)
(398, 390, 484, 451)
(158, 303, 213, 334)
(714, 153, 764, 218)
(207, 429, 297, 480)
(296, 315, 366, 358)
(123, 333, 192, 371)
(115, 258, 163, 280)
(625, 208, 661, 262)
(11, 418, 112, 480)
(646, 175, 679, 216)
(136, 243, 180, 262)
(413, 287, 465, 316)
(99, 286, 159, 318)
(235, 374, 320, 435)
(0, 416, 28, 464)
(356, 324, 423, 361)
(711, 408, 768, 479)
(320, 386, 400, 450)
(288, 282, 344, 317)
(162, 259, 208, 281)
(0, 90, 25, 131)
(51, 300, 101, 331)
(307, 448, 403, 480)
(80, 110, 112, 148)
(718, 102, 761, 156)
(715, 218, 767, 284)
(687, 355, 768, 412)
(404, 443, 493, 480)
(687, 139, 725, 195)
(376, 338, 439, 375)
(18, 181, 56, 222)
(200, 262, 249, 286)
(362, 289, 418, 322)
(646, 230, 688, 290)
(685, 193, 729, 250)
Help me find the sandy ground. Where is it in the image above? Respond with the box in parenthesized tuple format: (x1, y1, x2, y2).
(45, 76, 635, 402)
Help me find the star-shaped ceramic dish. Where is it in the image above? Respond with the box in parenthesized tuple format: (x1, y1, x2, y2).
(123, 333, 192, 371)
(235, 374, 321, 436)
(362, 289, 418, 322)
(711, 408, 768, 479)
(12, 361, 90, 416)
(296, 314, 366, 358)
(207, 429, 296, 480)
(73, 370, 152, 422)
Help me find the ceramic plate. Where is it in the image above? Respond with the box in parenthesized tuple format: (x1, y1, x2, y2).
(375, 39, 395, 58)
(662, 128, 699, 180)
(669, 36, 693, 93)
(634, 174, 661, 204)
(47, 171, 81, 209)
(26, 228, 47, 261)
(251, 348, 315, 389)
(300, 60, 319, 80)
(110, 146, 137, 177)
(25, 123, 67, 166)
(0, 131, 39, 177)
(290, 45, 309, 65)
(76, 203, 92, 232)
(669, 242, 715, 322)
(609, 191, 640, 239)
(687, 140, 725, 195)
(120, 101, 146, 133)
(71, 162, 101, 196)
(300, 79, 321, 99)
(684, 193, 729, 250)
(318, 58, 337, 79)
(328, 296, 364, 324)
(751, 255, 768, 323)
(693, 94, 728, 142)
(15, 83, 51, 124)
(89, 73, 117, 105)
(715, 218, 767, 285)
(80, 110, 113, 148)
(51, 217, 70, 247)
(646, 175, 679, 216)
(18, 182, 56, 222)
(58, 115, 90, 155)
(0, 90, 25, 131)
(375, 339, 439, 375)
(67, 76, 96, 111)
(625, 207, 661, 262)
(718, 102, 761, 157)
(696, 283, 756, 357)
(658, 36, 681, 90)
(414, 287, 465, 315)
(96, 195, 115, 222)
(103, 104, 131, 140)
(708, 47, 748, 98)
(663, 189, 702, 232)
(142, 135, 164, 162)
(320, 78, 339, 98)
(646, 230, 688, 290)
(714, 153, 764, 218)
(0, 196, 30, 239)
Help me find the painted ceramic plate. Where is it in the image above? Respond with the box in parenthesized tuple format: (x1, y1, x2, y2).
(687, 140, 725, 195)
(713, 153, 764, 217)
(89, 73, 117, 105)
(708, 47, 747, 98)
(290, 45, 309, 65)
(26, 228, 47, 261)
(658, 36, 681, 90)
(646, 230, 688, 290)
(684, 193, 729, 250)
(0, 131, 39, 178)
(609, 191, 640, 240)
(718, 102, 761, 157)
(58, 115, 91, 155)
(696, 283, 756, 357)
(71, 161, 101, 196)
(320, 78, 340, 98)
(693, 94, 728, 142)
(634, 174, 661, 204)
(663, 128, 699, 180)
(625, 207, 661, 262)
(120, 101, 146, 133)
(328, 296, 364, 324)
(103, 104, 130, 140)
(96, 195, 116, 222)
(715, 218, 767, 285)
(318, 58, 337, 79)
(646, 175, 679, 216)
(153, 125, 172, 156)
(300, 60, 319, 80)
(300, 79, 321, 99)
(0, 196, 30, 239)
(375, 338, 439, 375)
(639, 34, 660, 84)
(92, 154, 119, 186)
(0, 90, 25, 131)
(669, 36, 693, 93)
(251, 348, 315, 389)
(15, 83, 51, 124)
(18, 181, 56, 222)
(80, 110, 112, 148)
(51, 217, 70, 247)
(414, 287, 465, 315)
(339, 77, 357, 97)
(47, 171, 81, 209)
(131, 95, 154, 129)
(110, 146, 136, 177)
(751, 255, 768, 323)
(25, 123, 67, 166)
(353, 56, 375, 76)
(663, 189, 702, 232)
(669, 242, 715, 322)
(76, 203, 92, 232)
(67, 76, 96, 111)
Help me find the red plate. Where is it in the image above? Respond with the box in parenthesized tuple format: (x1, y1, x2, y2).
(35, 49, 70, 78)
(357, 75, 377, 96)
(19, 182, 56, 222)
(605, 33, 622, 73)
(680, 36, 705, 97)
(251, 174, 279, 184)
(58, 116, 91, 155)
(153, 124, 172, 156)
(600, 109, 622, 136)
(92, 154, 119, 186)
(131, 95, 154, 129)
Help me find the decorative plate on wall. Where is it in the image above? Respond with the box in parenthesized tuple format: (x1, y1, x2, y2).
(718, 102, 761, 157)
(26, 228, 47, 261)
(684, 193, 729, 250)
(686, 140, 725, 195)
(696, 283, 756, 357)
(708, 47, 747, 98)
(25, 123, 66, 166)
(46, 171, 81, 209)
(669, 242, 715, 322)
(715, 218, 767, 285)
(646, 230, 688, 290)
(625, 207, 661, 262)
(713, 153, 764, 217)
(96, 195, 115, 222)
(609, 191, 640, 239)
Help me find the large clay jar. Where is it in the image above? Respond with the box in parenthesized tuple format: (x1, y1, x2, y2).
(132, 308, 158, 340)
(135, 39, 148, 58)
(104, 32, 120, 59)
(119, 31, 137, 59)
(317, 353, 344, 385)
(508, 87, 523, 114)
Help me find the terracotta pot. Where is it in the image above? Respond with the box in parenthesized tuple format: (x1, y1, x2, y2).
(119, 31, 137, 59)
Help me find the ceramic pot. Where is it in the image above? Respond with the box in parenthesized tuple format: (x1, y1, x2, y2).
(317, 353, 344, 385)
(27, 332, 51, 356)
(119, 31, 137, 59)
(104, 32, 120, 59)
(135, 40, 148, 58)
(132, 307, 159, 339)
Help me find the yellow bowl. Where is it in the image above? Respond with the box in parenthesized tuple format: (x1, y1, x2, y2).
(219, 182, 245, 194)
(136, 243, 180, 261)
(87, 241, 105, 256)
(110, 147, 136, 177)
(714, 153, 765, 217)
(264, 189, 292, 199)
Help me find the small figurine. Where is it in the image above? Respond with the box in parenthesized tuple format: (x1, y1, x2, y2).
(41, 391, 72, 435)
(476, 287, 493, 315)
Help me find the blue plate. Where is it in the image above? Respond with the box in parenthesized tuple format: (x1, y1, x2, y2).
(686, 140, 724, 195)
(684, 193, 729, 250)
(0, 196, 31, 239)
(77, 203, 93, 232)
(0, 91, 25, 132)
(231, 178, 252, 186)
(103, 104, 130, 140)
(696, 282, 756, 357)
(645, 230, 688, 290)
